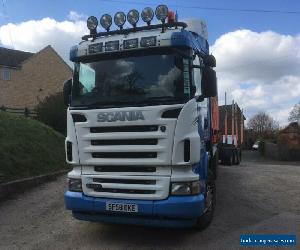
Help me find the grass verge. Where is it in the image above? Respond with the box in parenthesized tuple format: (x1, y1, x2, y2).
(0, 112, 68, 182)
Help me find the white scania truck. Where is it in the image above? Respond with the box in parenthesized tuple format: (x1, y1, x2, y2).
(64, 5, 219, 229)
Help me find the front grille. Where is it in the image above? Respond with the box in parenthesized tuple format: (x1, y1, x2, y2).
(90, 187, 155, 194)
(94, 166, 156, 172)
(82, 174, 170, 200)
(93, 178, 156, 185)
(90, 125, 158, 133)
(92, 152, 157, 159)
(91, 139, 158, 146)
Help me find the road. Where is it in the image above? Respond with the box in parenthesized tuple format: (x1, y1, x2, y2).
(0, 151, 299, 250)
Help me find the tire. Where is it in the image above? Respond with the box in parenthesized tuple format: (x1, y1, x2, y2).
(211, 151, 218, 179)
(194, 175, 216, 230)
(233, 151, 239, 165)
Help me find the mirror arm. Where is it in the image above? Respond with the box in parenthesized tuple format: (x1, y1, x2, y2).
(68, 95, 72, 106)
(190, 65, 202, 69)
(195, 95, 204, 102)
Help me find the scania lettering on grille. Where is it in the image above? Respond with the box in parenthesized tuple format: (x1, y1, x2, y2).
(97, 111, 145, 122)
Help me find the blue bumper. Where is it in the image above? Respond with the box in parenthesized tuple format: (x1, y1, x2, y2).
(64, 191, 205, 228)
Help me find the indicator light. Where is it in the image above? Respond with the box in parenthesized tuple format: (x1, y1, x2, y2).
(123, 38, 138, 49)
(140, 36, 156, 47)
(105, 41, 119, 51)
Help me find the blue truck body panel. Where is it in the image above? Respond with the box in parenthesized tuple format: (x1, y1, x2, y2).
(65, 191, 205, 227)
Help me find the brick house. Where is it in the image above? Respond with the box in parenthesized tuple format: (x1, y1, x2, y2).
(277, 122, 300, 160)
(0, 45, 72, 109)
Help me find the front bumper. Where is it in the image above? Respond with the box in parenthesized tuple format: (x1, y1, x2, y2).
(64, 191, 205, 228)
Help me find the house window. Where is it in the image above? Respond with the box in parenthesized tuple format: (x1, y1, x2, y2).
(2, 68, 11, 81)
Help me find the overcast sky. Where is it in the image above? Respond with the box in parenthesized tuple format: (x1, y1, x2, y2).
(0, 0, 299, 126)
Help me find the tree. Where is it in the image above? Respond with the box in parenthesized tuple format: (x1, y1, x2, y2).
(247, 112, 279, 138)
(288, 102, 300, 123)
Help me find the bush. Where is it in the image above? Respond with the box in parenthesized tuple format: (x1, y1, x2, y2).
(258, 140, 265, 155)
(36, 92, 67, 134)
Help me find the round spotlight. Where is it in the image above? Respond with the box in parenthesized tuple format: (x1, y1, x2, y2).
(100, 14, 112, 31)
(87, 16, 98, 31)
(155, 5, 168, 23)
(114, 12, 126, 29)
(127, 9, 139, 27)
(141, 7, 154, 25)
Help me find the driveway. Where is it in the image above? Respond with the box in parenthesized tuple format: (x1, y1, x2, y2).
(0, 151, 299, 249)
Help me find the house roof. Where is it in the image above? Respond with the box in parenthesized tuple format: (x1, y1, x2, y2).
(280, 122, 300, 134)
(0, 47, 34, 68)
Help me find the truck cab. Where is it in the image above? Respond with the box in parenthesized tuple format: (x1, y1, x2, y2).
(64, 5, 218, 229)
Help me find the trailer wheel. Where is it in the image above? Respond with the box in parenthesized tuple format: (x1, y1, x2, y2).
(236, 152, 241, 165)
(194, 172, 216, 230)
(233, 149, 241, 165)
(227, 155, 233, 166)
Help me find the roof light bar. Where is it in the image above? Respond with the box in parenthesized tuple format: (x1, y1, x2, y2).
(84, 5, 183, 38)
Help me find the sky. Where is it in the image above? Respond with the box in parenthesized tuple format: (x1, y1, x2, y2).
(0, 0, 300, 125)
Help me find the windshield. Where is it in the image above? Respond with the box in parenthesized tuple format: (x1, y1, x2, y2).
(71, 48, 191, 108)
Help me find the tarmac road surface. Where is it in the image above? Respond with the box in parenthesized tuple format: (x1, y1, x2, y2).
(0, 151, 299, 250)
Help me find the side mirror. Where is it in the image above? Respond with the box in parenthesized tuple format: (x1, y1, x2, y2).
(191, 85, 196, 97)
(203, 54, 216, 68)
(201, 67, 217, 98)
(63, 79, 72, 106)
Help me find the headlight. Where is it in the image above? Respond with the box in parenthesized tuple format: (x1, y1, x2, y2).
(127, 9, 139, 27)
(171, 181, 200, 195)
(114, 11, 126, 29)
(155, 5, 168, 23)
(141, 7, 154, 25)
(87, 16, 98, 31)
(68, 178, 82, 192)
(100, 14, 112, 31)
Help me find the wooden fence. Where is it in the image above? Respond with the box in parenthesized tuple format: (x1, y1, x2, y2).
(0, 106, 37, 118)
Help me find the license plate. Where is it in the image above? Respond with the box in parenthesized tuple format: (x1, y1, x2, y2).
(106, 202, 138, 213)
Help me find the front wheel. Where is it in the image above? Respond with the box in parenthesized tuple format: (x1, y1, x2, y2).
(194, 178, 216, 230)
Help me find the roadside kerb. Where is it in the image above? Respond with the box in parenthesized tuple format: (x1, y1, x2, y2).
(0, 169, 69, 202)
